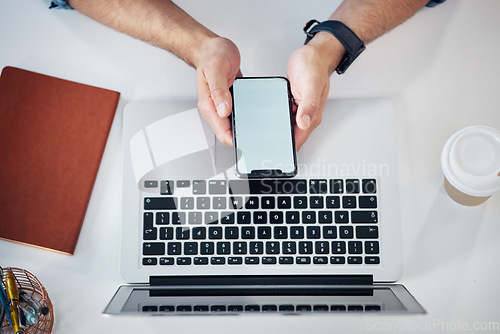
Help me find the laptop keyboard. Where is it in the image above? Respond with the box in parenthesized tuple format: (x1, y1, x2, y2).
(141, 178, 380, 267)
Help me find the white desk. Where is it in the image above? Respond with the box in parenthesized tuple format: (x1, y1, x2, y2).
(1, 1, 499, 333)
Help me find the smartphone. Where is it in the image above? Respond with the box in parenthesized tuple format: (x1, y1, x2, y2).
(230, 76, 297, 178)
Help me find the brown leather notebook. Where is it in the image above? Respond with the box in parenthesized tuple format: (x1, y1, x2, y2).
(0, 66, 120, 255)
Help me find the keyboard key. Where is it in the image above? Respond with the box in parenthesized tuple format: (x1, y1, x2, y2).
(220, 212, 235, 224)
(365, 241, 380, 254)
(356, 226, 379, 239)
(229, 179, 307, 194)
(159, 306, 175, 312)
(142, 258, 157, 266)
(270, 211, 284, 224)
(233, 242, 247, 254)
(249, 242, 264, 254)
(362, 179, 377, 194)
(274, 226, 288, 239)
(262, 304, 278, 312)
(261, 196, 275, 209)
(339, 226, 354, 239)
(245, 257, 259, 264)
(180, 197, 194, 210)
(311, 194, 325, 206)
(342, 196, 357, 209)
(313, 256, 328, 264)
(299, 241, 313, 254)
(208, 227, 223, 239)
(345, 179, 360, 193)
(245, 196, 259, 209)
(205, 212, 218, 224)
(290, 226, 304, 239)
(323, 226, 337, 239)
(192, 227, 206, 240)
(211, 305, 226, 312)
(254, 212, 267, 224)
(277, 196, 292, 209)
(302, 211, 316, 224)
(175, 227, 190, 240)
(228, 305, 244, 312)
(159, 257, 174, 265)
(352, 211, 378, 223)
(258, 227, 272, 239)
(160, 180, 174, 195)
(365, 256, 380, 264)
(211, 257, 226, 265)
(177, 257, 192, 265)
(188, 212, 202, 225)
(225, 226, 239, 239)
(144, 197, 177, 210)
(184, 242, 198, 255)
(142, 305, 158, 312)
(177, 305, 192, 312)
(143, 242, 165, 255)
(279, 256, 294, 264)
(159, 227, 173, 240)
(335, 211, 349, 223)
(262, 257, 277, 264)
(176, 180, 190, 188)
(245, 305, 260, 312)
(227, 256, 243, 265)
(296, 305, 312, 312)
(315, 241, 329, 254)
(194, 257, 209, 265)
(217, 242, 231, 255)
(296, 257, 311, 264)
(265, 241, 280, 254)
(241, 227, 255, 239)
(313, 305, 329, 312)
(279, 305, 295, 312)
(348, 305, 364, 312)
(143, 226, 157, 240)
(348, 241, 362, 254)
(200, 242, 214, 255)
(318, 211, 333, 224)
(144, 180, 158, 188)
(282, 241, 296, 254)
(330, 179, 344, 194)
(166, 242, 181, 255)
(156, 212, 169, 225)
(230, 196, 244, 209)
(144, 212, 154, 228)
(347, 256, 362, 264)
(197, 197, 210, 210)
(332, 241, 346, 254)
(293, 196, 308, 208)
(192, 180, 206, 194)
(237, 211, 251, 224)
(331, 305, 346, 312)
(330, 256, 346, 264)
(326, 196, 340, 208)
(365, 305, 381, 312)
(309, 179, 328, 194)
(306, 226, 320, 239)
(171, 212, 186, 225)
(194, 305, 209, 312)
(213, 197, 226, 209)
(285, 211, 300, 224)
(209, 180, 226, 194)
(359, 196, 377, 208)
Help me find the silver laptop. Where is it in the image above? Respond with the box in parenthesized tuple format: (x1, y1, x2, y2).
(104, 99, 425, 315)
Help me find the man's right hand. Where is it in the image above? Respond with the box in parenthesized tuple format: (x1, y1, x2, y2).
(196, 37, 241, 146)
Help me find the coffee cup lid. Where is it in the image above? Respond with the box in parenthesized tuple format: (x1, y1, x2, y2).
(441, 126, 500, 197)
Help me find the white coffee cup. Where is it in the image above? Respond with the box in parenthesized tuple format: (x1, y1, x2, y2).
(441, 126, 500, 206)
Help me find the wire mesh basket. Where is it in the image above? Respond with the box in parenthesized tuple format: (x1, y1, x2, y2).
(1, 267, 54, 334)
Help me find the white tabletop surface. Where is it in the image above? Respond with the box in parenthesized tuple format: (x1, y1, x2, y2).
(1, 1, 500, 333)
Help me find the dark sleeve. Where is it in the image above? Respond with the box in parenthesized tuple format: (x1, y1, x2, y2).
(49, 0, 73, 9)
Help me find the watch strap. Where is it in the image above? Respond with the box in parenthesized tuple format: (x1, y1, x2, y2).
(304, 20, 365, 74)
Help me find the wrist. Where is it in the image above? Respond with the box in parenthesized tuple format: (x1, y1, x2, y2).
(306, 32, 346, 75)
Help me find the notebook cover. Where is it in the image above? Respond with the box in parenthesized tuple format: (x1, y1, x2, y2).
(0, 66, 120, 255)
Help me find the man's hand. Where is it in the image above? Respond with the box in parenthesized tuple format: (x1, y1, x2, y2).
(196, 37, 241, 146)
(287, 32, 344, 151)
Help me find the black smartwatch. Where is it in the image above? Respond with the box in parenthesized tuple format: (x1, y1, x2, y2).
(304, 19, 365, 74)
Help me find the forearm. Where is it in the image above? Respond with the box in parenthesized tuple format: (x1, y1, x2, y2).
(308, 0, 430, 75)
(68, 0, 217, 67)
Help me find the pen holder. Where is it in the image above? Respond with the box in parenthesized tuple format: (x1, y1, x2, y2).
(1, 267, 54, 334)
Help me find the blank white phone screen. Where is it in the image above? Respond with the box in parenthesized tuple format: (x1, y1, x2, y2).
(232, 78, 295, 175)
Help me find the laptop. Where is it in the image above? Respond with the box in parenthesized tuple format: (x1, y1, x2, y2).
(103, 99, 425, 315)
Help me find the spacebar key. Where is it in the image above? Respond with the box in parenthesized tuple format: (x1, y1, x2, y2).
(144, 197, 178, 210)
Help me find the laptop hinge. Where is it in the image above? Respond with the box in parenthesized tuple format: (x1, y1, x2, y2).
(149, 275, 373, 286)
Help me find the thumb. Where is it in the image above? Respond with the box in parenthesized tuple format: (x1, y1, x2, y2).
(296, 98, 320, 130)
(204, 68, 234, 118)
